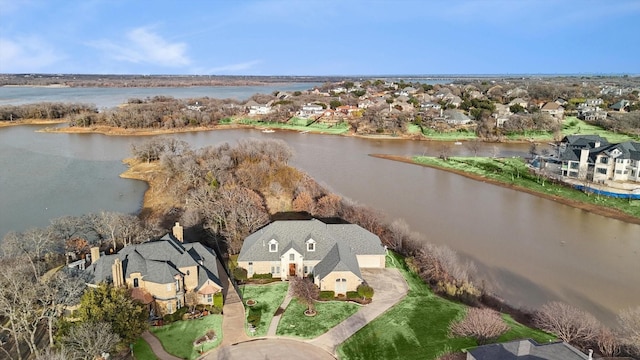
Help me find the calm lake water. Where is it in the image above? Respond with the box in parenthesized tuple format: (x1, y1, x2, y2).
(0, 86, 638, 326)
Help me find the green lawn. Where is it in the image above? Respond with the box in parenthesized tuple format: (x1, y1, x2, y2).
(133, 338, 158, 360)
(241, 282, 289, 336)
(276, 299, 360, 339)
(337, 252, 554, 360)
(235, 117, 350, 135)
(561, 116, 639, 142)
(421, 128, 478, 141)
(412, 156, 640, 220)
(150, 315, 223, 360)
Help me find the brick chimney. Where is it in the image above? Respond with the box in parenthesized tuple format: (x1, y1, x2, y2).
(90, 247, 100, 265)
(172, 222, 184, 242)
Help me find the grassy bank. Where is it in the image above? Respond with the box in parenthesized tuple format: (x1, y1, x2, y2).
(382, 155, 640, 224)
(337, 252, 553, 359)
(236, 117, 350, 135)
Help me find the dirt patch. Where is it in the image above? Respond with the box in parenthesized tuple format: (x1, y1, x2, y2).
(373, 154, 640, 226)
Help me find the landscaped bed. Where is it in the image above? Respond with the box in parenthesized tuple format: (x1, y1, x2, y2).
(150, 314, 223, 360)
(276, 299, 360, 338)
(241, 282, 289, 336)
(336, 252, 554, 360)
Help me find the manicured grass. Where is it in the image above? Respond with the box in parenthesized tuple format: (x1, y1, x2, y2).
(421, 128, 478, 141)
(133, 338, 158, 360)
(412, 156, 640, 219)
(561, 116, 639, 142)
(236, 118, 350, 134)
(276, 299, 360, 338)
(337, 252, 553, 360)
(241, 282, 289, 336)
(150, 315, 222, 360)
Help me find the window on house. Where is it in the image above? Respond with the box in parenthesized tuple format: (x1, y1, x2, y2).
(207, 294, 213, 303)
(306, 240, 315, 251)
(289, 253, 295, 261)
(597, 168, 607, 174)
(175, 279, 180, 293)
(304, 266, 308, 274)
(268, 239, 278, 252)
(133, 278, 139, 288)
(569, 171, 578, 177)
(177, 299, 182, 309)
(166, 283, 172, 291)
(616, 170, 622, 174)
(248, 262, 253, 275)
(167, 302, 173, 314)
(570, 162, 579, 169)
(600, 157, 608, 164)
(616, 158, 624, 163)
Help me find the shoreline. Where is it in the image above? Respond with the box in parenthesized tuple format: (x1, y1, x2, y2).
(371, 154, 640, 226)
(31, 121, 542, 143)
(0, 119, 67, 128)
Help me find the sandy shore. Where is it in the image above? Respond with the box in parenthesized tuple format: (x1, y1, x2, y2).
(0, 119, 68, 128)
(372, 154, 640, 226)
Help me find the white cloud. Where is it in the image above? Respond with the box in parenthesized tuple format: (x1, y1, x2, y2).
(203, 60, 262, 74)
(0, 37, 63, 73)
(89, 27, 190, 67)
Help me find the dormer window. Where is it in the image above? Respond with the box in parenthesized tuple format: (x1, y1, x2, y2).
(306, 239, 316, 252)
(269, 239, 278, 252)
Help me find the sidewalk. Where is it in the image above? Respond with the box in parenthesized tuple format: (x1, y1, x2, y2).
(219, 278, 250, 347)
(266, 284, 293, 336)
(140, 331, 182, 360)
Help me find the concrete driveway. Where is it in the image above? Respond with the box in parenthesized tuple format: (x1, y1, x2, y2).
(308, 267, 408, 354)
(201, 267, 408, 359)
(202, 338, 336, 360)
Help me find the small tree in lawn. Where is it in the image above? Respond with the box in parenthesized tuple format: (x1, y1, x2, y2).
(291, 277, 319, 315)
(357, 283, 374, 301)
(450, 307, 509, 345)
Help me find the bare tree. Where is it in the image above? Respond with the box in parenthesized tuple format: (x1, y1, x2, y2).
(466, 139, 482, 157)
(618, 306, 640, 356)
(450, 307, 510, 344)
(291, 277, 319, 314)
(41, 270, 86, 347)
(534, 301, 601, 345)
(596, 326, 620, 357)
(1, 228, 55, 277)
(63, 322, 120, 360)
(292, 191, 315, 214)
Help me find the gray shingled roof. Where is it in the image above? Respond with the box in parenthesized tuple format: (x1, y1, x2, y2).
(313, 241, 362, 281)
(238, 219, 385, 263)
(468, 339, 588, 360)
(85, 234, 223, 289)
(562, 135, 609, 149)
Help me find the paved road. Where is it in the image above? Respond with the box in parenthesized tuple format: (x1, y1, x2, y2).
(201, 338, 336, 360)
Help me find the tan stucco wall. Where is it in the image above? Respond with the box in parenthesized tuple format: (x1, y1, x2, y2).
(356, 254, 386, 268)
(238, 261, 272, 277)
(180, 265, 199, 291)
(318, 271, 362, 294)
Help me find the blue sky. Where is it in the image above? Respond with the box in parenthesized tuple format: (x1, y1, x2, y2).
(1, 0, 639, 75)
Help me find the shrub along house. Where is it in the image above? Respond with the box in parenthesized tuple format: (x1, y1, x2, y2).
(85, 223, 226, 316)
(237, 219, 386, 295)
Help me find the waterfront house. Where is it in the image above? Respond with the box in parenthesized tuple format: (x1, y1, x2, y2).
(467, 339, 591, 360)
(443, 109, 473, 125)
(540, 102, 565, 119)
(298, 103, 325, 118)
(610, 100, 630, 112)
(85, 223, 225, 315)
(237, 219, 386, 295)
(560, 136, 640, 183)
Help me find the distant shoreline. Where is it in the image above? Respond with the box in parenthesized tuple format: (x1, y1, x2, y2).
(373, 154, 640, 226)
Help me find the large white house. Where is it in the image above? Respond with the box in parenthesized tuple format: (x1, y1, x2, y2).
(560, 135, 640, 183)
(237, 219, 386, 295)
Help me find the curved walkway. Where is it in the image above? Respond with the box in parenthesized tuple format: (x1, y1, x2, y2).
(202, 267, 408, 359)
(141, 331, 182, 360)
(308, 268, 408, 354)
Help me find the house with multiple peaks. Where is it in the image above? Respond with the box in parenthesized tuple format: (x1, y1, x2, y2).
(85, 222, 226, 316)
(559, 135, 640, 183)
(237, 219, 386, 295)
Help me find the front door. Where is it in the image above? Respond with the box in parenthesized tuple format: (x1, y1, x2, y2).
(335, 278, 347, 295)
(289, 263, 296, 277)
